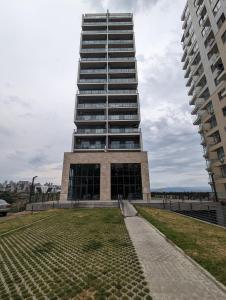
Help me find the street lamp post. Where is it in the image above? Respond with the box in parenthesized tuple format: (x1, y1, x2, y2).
(29, 176, 38, 203)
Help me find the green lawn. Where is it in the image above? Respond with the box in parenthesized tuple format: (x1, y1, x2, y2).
(136, 206, 226, 286)
(0, 211, 54, 235)
(0, 209, 151, 300)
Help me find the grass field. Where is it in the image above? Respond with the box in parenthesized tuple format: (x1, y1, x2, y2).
(0, 209, 151, 300)
(136, 206, 226, 286)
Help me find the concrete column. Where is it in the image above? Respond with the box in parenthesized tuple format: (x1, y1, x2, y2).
(60, 153, 70, 202)
(100, 161, 111, 201)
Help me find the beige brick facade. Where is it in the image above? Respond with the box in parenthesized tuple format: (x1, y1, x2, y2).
(60, 151, 150, 202)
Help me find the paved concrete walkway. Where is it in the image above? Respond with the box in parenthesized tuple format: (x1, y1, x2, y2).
(121, 200, 138, 217)
(125, 216, 226, 300)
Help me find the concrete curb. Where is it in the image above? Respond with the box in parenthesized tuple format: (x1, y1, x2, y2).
(140, 215, 226, 295)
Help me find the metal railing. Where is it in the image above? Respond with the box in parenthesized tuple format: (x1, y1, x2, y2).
(108, 90, 137, 94)
(108, 115, 138, 120)
(78, 79, 107, 83)
(108, 78, 137, 83)
(108, 40, 134, 44)
(76, 129, 106, 134)
(80, 48, 106, 52)
(77, 104, 106, 109)
(109, 128, 140, 133)
(75, 144, 105, 149)
(108, 57, 135, 61)
(82, 30, 107, 34)
(80, 69, 107, 73)
(77, 115, 106, 120)
(109, 68, 135, 73)
(108, 30, 133, 33)
(108, 103, 137, 108)
(82, 40, 106, 44)
(109, 143, 140, 149)
(80, 58, 107, 61)
(78, 90, 106, 94)
(108, 48, 134, 51)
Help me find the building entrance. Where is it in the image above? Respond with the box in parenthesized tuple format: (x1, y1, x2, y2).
(111, 163, 142, 200)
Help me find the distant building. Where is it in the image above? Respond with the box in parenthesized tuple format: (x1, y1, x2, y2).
(181, 0, 226, 200)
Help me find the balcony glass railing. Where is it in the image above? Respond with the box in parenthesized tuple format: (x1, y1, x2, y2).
(109, 128, 139, 133)
(108, 90, 137, 94)
(83, 30, 107, 34)
(78, 90, 106, 94)
(108, 48, 134, 52)
(78, 79, 107, 83)
(108, 30, 133, 33)
(80, 48, 106, 52)
(83, 22, 107, 26)
(76, 129, 106, 134)
(80, 69, 107, 73)
(82, 40, 107, 44)
(108, 40, 134, 44)
(108, 115, 138, 120)
(80, 58, 107, 61)
(108, 78, 137, 83)
(108, 103, 137, 108)
(108, 57, 135, 61)
(75, 144, 105, 149)
(77, 104, 106, 109)
(109, 143, 140, 149)
(77, 115, 106, 120)
(109, 68, 135, 73)
(108, 22, 133, 25)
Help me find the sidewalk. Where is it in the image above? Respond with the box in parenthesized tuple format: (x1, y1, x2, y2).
(125, 215, 226, 300)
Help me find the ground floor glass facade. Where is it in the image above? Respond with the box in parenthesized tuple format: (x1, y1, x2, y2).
(68, 164, 100, 200)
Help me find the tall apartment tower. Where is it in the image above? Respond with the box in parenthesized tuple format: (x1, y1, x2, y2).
(181, 0, 226, 200)
(60, 12, 150, 202)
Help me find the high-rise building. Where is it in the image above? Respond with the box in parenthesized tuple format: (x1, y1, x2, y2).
(181, 0, 226, 200)
(60, 12, 150, 202)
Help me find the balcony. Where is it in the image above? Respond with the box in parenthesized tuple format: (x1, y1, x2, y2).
(108, 22, 133, 26)
(108, 40, 134, 44)
(78, 90, 106, 95)
(108, 57, 135, 61)
(80, 58, 107, 62)
(75, 144, 105, 150)
(108, 30, 133, 34)
(108, 90, 137, 94)
(82, 30, 107, 34)
(109, 128, 140, 134)
(109, 68, 135, 73)
(80, 69, 107, 74)
(82, 40, 106, 45)
(78, 79, 107, 84)
(108, 103, 137, 108)
(109, 143, 140, 149)
(77, 104, 106, 109)
(108, 115, 138, 120)
(75, 128, 106, 134)
(191, 98, 205, 115)
(76, 115, 106, 121)
(108, 78, 137, 83)
(108, 48, 134, 52)
(80, 48, 106, 53)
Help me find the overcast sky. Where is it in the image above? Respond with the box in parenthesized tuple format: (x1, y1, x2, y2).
(0, 0, 210, 188)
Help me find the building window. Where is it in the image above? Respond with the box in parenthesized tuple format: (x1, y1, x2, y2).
(217, 147, 225, 160)
(222, 30, 226, 43)
(111, 163, 142, 200)
(217, 13, 225, 29)
(221, 165, 226, 177)
(68, 164, 100, 200)
(218, 87, 226, 100)
(213, 0, 221, 16)
(210, 115, 217, 128)
(223, 107, 226, 116)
